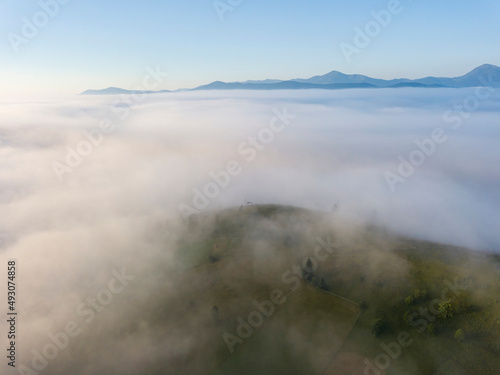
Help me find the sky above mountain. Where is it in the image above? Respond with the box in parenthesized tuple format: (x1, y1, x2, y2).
(1, 0, 499, 96)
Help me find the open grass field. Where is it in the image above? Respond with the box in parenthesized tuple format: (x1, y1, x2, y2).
(214, 285, 361, 375)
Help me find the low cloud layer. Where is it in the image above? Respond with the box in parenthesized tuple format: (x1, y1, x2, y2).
(0, 88, 499, 373)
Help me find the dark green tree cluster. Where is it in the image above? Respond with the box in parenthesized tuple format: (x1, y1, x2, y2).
(403, 288, 429, 306)
(454, 328, 465, 341)
(302, 258, 330, 291)
(413, 288, 429, 301)
(208, 254, 220, 263)
(371, 319, 386, 337)
(438, 301, 454, 319)
(303, 258, 314, 281)
(319, 277, 329, 291)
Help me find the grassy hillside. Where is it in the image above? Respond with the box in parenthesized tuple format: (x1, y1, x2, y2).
(169, 204, 500, 375)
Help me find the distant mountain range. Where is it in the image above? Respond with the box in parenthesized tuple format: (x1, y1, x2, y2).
(81, 64, 500, 95)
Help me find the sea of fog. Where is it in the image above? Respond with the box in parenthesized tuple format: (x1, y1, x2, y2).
(1, 87, 500, 373)
(2, 88, 499, 252)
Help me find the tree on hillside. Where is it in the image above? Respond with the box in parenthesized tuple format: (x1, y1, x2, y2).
(427, 323, 436, 336)
(306, 258, 313, 270)
(454, 329, 465, 341)
(303, 258, 314, 281)
(319, 277, 329, 291)
(208, 254, 220, 263)
(403, 311, 411, 326)
(413, 288, 428, 301)
(404, 296, 414, 306)
(371, 319, 386, 337)
(438, 301, 454, 319)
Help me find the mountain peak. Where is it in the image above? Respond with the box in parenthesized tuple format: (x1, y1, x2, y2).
(453, 64, 500, 86)
(466, 64, 499, 74)
(475, 63, 499, 69)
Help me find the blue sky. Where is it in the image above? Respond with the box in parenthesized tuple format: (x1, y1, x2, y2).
(1, 0, 499, 95)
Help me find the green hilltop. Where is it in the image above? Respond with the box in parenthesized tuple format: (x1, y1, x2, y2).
(163, 204, 500, 375)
